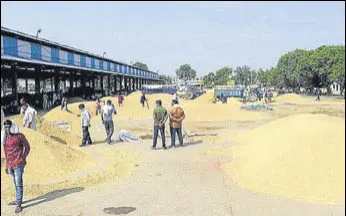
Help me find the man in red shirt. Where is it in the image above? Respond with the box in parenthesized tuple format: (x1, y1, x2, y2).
(3, 119, 31, 214)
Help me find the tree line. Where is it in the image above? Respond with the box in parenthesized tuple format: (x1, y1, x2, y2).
(133, 45, 345, 95)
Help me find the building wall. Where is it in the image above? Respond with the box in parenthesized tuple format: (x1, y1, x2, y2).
(1, 33, 158, 79)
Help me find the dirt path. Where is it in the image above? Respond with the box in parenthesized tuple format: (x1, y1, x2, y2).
(1, 120, 344, 216)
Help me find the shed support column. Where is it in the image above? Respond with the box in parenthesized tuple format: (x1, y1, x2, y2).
(11, 65, 18, 103)
(35, 66, 41, 94)
(54, 69, 59, 94)
(108, 74, 111, 95)
(25, 79, 28, 93)
(114, 76, 118, 93)
(70, 72, 75, 96)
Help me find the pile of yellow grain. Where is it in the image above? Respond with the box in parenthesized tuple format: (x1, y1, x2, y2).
(222, 113, 345, 205)
(274, 93, 345, 106)
(1, 127, 96, 184)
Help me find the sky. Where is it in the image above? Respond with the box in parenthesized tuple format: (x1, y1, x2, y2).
(1, 1, 345, 77)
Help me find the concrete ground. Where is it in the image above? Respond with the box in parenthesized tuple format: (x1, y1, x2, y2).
(1, 115, 344, 216)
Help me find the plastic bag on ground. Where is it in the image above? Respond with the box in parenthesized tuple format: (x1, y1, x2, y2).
(117, 130, 139, 143)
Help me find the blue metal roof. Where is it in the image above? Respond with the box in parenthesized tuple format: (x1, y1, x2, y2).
(1, 26, 158, 78)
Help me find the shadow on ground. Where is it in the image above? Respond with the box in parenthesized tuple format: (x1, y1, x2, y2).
(22, 187, 84, 209)
(103, 207, 136, 215)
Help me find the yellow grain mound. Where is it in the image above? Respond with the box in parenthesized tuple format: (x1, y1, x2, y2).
(222, 114, 345, 205)
(1, 128, 95, 184)
(9, 115, 82, 147)
(275, 93, 305, 104)
(43, 107, 82, 135)
(193, 89, 215, 104)
(227, 97, 242, 106)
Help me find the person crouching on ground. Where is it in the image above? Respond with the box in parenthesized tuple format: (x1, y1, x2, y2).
(79, 103, 92, 147)
(21, 103, 37, 130)
(3, 119, 30, 214)
(101, 100, 117, 144)
(169, 99, 185, 148)
(152, 100, 168, 150)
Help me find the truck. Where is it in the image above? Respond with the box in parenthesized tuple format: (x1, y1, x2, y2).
(214, 85, 259, 103)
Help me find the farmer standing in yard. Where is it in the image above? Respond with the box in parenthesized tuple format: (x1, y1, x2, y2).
(3, 119, 30, 214)
(21, 103, 37, 130)
(169, 99, 185, 148)
(101, 100, 117, 144)
(95, 97, 102, 116)
(118, 94, 124, 107)
(79, 103, 92, 147)
(140, 92, 147, 108)
(152, 100, 168, 150)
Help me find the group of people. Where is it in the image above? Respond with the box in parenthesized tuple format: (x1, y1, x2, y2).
(1, 98, 36, 214)
(79, 97, 119, 147)
(42, 91, 65, 110)
(152, 98, 185, 150)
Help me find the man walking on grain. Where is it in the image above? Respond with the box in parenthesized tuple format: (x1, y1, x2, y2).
(169, 99, 185, 148)
(79, 103, 92, 147)
(152, 100, 168, 150)
(3, 119, 30, 214)
(101, 100, 117, 144)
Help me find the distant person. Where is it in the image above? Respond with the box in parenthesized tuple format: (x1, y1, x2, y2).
(118, 94, 124, 107)
(220, 93, 227, 104)
(95, 98, 101, 116)
(43, 92, 48, 110)
(172, 93, 179, 104)
(140, 92, 147, 108)
(60, 95, 69, 112)
(19, 98, 26, 115)
(101, 100, 117, 144)
(152, 100, 168, 150)
(316, 88, 321, 101)
(3, 119, 30, 214)
(21, 103, 37, 130)
(79, 103, 92, 147)
(53, 93, 58, 107)
(169, 99, 185, 148)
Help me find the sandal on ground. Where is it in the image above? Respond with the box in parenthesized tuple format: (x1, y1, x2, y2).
(15, 205, 22, 214)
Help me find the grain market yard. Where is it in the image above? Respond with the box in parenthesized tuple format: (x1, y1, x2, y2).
(1, 93, 345, 216)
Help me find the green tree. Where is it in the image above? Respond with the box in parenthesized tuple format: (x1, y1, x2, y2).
(276, 49, 308, 90)
(132, 62, 149, 70)
(159, 74, 172, 84)
(176, 64, 197, 81)
(203, 72, 215, 87)
(214, 67, 233, 85)
(234, 65, 253, 86)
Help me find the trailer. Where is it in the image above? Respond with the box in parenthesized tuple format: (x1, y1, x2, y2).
(142, 84, 177, 95)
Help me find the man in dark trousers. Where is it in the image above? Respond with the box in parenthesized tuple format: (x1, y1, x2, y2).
(3, 119, 31, 214)
(152, 100, 168, 150)
(169, 99, 185, 148)
(101, 100, 117, 144)
(79, 103, 92, 147)
(140, 92, 147, 108)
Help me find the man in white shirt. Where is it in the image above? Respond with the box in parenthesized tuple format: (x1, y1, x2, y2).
(21, 103, 37, 130)
(79, 103, 92, 147)
(101, 100, 117, 144)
